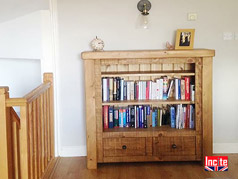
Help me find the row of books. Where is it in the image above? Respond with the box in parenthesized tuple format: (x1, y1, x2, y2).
(102, 77, 195, 102)
(102, 104, 195, 129)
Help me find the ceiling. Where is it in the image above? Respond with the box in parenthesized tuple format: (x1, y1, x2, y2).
(0, 0, 49, 23)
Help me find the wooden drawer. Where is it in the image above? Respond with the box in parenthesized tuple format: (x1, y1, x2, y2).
(103, 138, 146, 157)
(153, 136, 195, 156)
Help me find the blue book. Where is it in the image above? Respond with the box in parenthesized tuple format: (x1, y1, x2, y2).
(152, 111, 156, 127)
(178, 79, 181, 100)
(141, 106, 144, 128)
(154, 107, 158, 127)
(170, 106, 176, 128)
(139, 106, 142, 128)
(119, 109, 123, 128)
(108, 106, 114, 128)
(190, 105, 195, 129)
(123, 109, 126, 127)
(146, 105, 150, 115)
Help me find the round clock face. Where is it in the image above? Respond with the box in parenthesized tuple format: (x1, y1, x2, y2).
(91, 37, 104, 51)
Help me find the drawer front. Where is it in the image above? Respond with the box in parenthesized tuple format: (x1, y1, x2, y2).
(103, 138, 146, 157)
(153, 136, 195, 156)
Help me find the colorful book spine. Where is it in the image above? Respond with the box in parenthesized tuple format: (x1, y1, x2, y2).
(113, 78, 117, 101)
(126, 108, 130, 127)
(119, 109, 123, 128)
(108, 106, 114, 128)
(170, 106, 176, 128)
(163, 76, 168, 100)
(103, 106, 109, 129)
(130, 106, 135, 128)
(178, 79, 181, 100)
(185, 77, 190, 100)
(113, 108, 119, 128)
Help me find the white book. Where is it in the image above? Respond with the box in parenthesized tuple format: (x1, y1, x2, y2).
(139, 81, 142, 100)
(130, 81, 134, 100)
(156, 79, 160, 100)
(151, 82, 157, 100)
(176, 105, 180, 129)
(142, 81, 147, 100)
(127, 81, 131, 100)
(120, 79, 124, 101)
(159, 78, 163, 100)
(179, 104, 183, 129)
(183, 107, 186, 129)
(102, 78, 108, 102)
(190, 84, 195, 101)
(149, 81, 152, 100)
(175, 79, 179, 100)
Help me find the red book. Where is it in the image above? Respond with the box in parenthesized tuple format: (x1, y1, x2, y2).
(185, 77, 190, 100)
(103, 106, 109, 129)
(186, 104, 190, 128)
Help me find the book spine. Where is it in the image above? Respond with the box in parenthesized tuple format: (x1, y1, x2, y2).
(123, 81, 127, 100)
(170, 106, 176, 128)
(163, 76, 168, 100)
(159, 108, 162, 127)
(123, 108, 126, 127)
(152, 109, 156, 127)
(130, 81, 134, 100)
(149, 81, 152, 100)
(113, 78, 117, 101)
(154, 107, 158, 127)
(141, 106, 144, 128)
(190, 105, 195, 129)
(126, 108, 130, 127)
(144, 106, 147, 128)
(185, 77, 190, 100)
(116, 78, 120, 101)
(136, 106, 139, 128)
(190, 84, 195, 101)
(159, 79, 163, 100)
(119, 108, 123, 128)
(108, 106, 114, 128)
(178, 79, 181, 100)
(127, 82, 131, 100)
(113, 108, 119, 128)
(130, 106, 135, 128)
(181, 79, 185, 100)
(142, 81, 146, 100)
(138, 106, 142, 128)
(167, 80, 174, 99)
(102, 78, 108, 102)
(134, 106, 137, 128)
(156, 79, 160, 100)
(109, 78, 113, 101)
(175, 79, 179, 100)
(103, 106, 109, 129)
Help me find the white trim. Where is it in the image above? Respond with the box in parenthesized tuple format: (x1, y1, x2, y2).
(213, 143, 238, 153)
(60, 146, 87, 157)
(49, 0, 60, 157)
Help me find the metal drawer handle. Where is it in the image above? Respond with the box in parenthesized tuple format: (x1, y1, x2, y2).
(122, 145, 127, 150)
(172, 144, 177, 149)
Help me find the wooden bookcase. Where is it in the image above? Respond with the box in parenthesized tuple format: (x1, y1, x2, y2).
(82, 49, 215, 169)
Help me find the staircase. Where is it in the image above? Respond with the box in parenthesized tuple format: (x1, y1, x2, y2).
(0, 73, 57, 179)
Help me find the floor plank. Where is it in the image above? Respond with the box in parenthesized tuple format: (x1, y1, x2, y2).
(51, 155, 237, 179)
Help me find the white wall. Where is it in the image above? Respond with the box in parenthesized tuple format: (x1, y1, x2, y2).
(0, 58, 41, 98)
(56, 0, 238, 156)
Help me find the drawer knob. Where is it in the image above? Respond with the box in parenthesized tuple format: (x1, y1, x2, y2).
(122, 145, 127, 150)
(172, 144, 177, 149)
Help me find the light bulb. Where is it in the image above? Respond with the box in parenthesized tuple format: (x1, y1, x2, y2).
(136, 14, 150, 29)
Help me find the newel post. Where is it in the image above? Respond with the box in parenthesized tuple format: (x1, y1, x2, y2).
(0, 87, 11, 178)
(43, 73, 55, 158)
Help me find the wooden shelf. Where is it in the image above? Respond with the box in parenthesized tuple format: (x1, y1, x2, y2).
(101, 70, 195, 77)
(102, 99, 195, 106)
(103, 126, 196, 138)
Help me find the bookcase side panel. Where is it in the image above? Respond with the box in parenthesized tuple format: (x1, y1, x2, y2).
(95, 60, 103, 163)
(84, 60, 97, 169)
(202, 57, 213, 159)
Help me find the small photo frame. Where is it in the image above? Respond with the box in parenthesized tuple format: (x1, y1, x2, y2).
(175, 29, 195, 50)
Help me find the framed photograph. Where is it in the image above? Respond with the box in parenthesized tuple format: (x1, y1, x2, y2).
(175, 29, 195, 50)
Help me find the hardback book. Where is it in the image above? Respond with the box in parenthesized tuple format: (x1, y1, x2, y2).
(186, 104, 190, 128)
(154, 107, 158, 127)
(159, 78, 163, 100)
(102, 78, 108, 102)
(190, 105, 195, 129)
(113, 78, 117, 100)
(123, 108, 126, 127)
(130, 106, 135, 127)
(168, 80, 174, 99)
(170, 106, 176, 128)
(108, 106, 114, 128)
(141, 106, 144, 128)
(185, 77, 190, 100)
(142, 81, 146, 100)
(163, 76, 168, 100)
(113, 107, 119, 128)
(178, 79, 181, 100)
(181, 79, 185, 100)
(119, 108, 123, 128)
(190, 84, 195, 101)
(127, 82, 131, 100)
(103, 106, 109, 129)
(130, 81, 134, 100)
(152, 108, 156, 127)
(175, 79, 179, 100)
(116, 78, 120, 101)
(126, 108, 130, 127)
(136, 106, 139, 128)
(120, 79, 124, 101)
(123, 81, 127, 100)
(109, 78, 113, 101)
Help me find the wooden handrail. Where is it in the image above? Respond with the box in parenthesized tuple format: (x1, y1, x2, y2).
(0, 73, 55, 179)
(24, 82, 51, 103)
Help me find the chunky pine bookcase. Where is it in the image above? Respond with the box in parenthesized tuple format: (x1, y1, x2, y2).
(82, 49, 215, 169)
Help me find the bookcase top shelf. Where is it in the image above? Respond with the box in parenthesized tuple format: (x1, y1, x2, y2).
(101, 70, 195, 77)
(82, 49, 215, 60)
(102, 99, 195, 106)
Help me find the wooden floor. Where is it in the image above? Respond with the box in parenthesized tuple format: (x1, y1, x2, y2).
(51, 155, 238, 179)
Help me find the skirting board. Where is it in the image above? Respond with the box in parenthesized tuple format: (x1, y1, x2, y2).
(213, 143, 238, 153)
(60, 145, 87, 157)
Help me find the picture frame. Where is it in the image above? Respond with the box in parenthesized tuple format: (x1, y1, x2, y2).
(175, 29, 195, 50)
